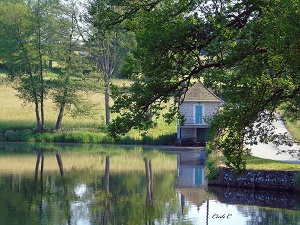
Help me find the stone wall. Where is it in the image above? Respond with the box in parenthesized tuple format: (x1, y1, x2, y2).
(203, 102, 220, 118)
(179, 102, 194, 124)
(208, 167, 300, 192)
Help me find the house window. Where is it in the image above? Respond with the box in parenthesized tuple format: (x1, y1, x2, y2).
(195, 105, 203, 123)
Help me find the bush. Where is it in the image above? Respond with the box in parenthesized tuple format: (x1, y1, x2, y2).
(205, 144, 222, 181)
(0, 126, 175, 145)
(205, 154, 219, 181)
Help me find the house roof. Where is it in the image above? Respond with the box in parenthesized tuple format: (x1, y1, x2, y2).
(175, 187, 207, 207)
(184, 81, 222, 102)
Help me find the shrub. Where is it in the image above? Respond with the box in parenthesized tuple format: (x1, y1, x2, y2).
(205, 154, 219, 181)
(205, 144, 223, 181)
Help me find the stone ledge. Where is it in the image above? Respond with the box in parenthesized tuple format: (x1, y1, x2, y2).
(208, 167, 300, 192)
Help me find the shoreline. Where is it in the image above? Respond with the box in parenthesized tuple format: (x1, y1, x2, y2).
(208, 167, 300, 193)
(1, 141, 300, 193)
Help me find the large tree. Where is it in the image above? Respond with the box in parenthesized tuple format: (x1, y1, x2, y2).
(0, 1, 48, 132)
(87, 31, 118, 125)
(0, 0, 90, 131)
(91, 0, 300, 171)
(49, 0, 88, 130)
(88, 1, 135, 125)
(84, 29, 134, 125)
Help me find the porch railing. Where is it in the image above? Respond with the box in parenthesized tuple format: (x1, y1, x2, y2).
(178, 116, 207, 125)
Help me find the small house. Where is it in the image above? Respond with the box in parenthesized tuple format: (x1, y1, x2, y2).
(176, 81, 222, 146)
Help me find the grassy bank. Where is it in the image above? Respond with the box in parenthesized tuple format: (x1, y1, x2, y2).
(246, 155, 300, 171)
(0, 82, 177, 145)
(284, 120, 300, 142)
(206, 151, 300, 181)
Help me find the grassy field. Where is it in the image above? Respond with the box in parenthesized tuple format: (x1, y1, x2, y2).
(284, 120, 300, 142)
(0, 79, 177, 144)
(0, 84, 104, 130)
(246, 155, 300, 171)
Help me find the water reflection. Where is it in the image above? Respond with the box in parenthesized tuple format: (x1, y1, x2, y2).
(177, 151, 206, 187)
(144, 158, 154, 206)
(0, 143, 300, 225)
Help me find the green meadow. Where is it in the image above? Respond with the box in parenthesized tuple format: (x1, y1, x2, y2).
(0, 78, 177, 144)
(246, 155, 300, 171)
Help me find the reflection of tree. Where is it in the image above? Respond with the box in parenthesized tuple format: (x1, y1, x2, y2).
(34, 149, 45, 224)
(210, 187, 300, 225)
(88, 156, 181, 225)
(101, 156, 114, 224)
(56, 152, 64, 177)
(0, 150, 185, 225)
(0, 168, 184, 225)
(237, 205, 300, 225)
(0, 172, 74, 224)
(35, 149, 44, 182)
(34, 149, 70, 224)
(105, 156, 110, 195)
(144, 158, 153, 206)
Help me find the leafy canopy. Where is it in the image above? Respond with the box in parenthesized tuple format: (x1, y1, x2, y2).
(91, 0, 300, 171)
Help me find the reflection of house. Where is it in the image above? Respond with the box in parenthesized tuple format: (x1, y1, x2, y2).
(175, 187, 208, 214)
(176, 152, 206, 188)
(176, 151, 207, 213)
(176, 81, 222, 146)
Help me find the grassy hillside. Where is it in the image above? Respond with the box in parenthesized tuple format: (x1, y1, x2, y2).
(0, 84, 104, 130)
(284, 120, 300, 142)
(0, 80, 177, 144)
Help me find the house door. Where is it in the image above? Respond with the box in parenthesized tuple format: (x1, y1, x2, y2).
(195, 167, 203, 185)
(195, 105, 203, 124)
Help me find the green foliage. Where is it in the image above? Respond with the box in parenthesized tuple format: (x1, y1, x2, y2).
(117, 133, 176, 145)
(0, 1, 93, 131)
(205, 152, 220, 181)
(0, 130, 35, 142)
(36, 131, 114, 143)
(0, 128, 176, 145)
(91, 0, 300, 171)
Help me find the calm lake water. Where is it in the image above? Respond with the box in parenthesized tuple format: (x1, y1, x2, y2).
(0, 142, 300, 225)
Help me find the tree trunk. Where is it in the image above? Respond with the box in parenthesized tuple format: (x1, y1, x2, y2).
(36, 0, 45, 132)
(18, 32, 42, 132)
(105, 84, 110, 125)
(54, 13, 74, 131)
(35, 103, 42, 132)
(39, 50, 45, 131)
(55, 105, 65, 130)
(27, 62, 42, 132)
